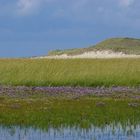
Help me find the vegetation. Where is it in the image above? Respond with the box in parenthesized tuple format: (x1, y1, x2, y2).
(0, 95, 140, 130)
(0, 58, 140, 87)
(48, 38, 140, 56)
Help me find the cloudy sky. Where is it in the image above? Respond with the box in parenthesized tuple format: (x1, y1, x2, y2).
(0, 0, 140, 57)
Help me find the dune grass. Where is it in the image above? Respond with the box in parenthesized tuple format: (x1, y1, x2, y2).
(0, 58, 140, 87)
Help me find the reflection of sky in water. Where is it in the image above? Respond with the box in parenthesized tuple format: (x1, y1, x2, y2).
(1, 124, 140, 140)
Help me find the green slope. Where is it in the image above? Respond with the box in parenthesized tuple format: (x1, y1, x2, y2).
(48, 37, 140, 56)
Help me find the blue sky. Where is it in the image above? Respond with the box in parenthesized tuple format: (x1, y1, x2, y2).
(0, 0, 140, 57)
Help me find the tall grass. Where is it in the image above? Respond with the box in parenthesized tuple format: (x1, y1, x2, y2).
(0, 58, 140, 87)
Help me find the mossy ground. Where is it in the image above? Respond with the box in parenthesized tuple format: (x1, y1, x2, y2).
(0, 93, 140, 130)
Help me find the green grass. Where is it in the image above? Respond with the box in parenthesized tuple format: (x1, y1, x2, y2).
(48, 38, 140, 55)
(0, 58, 140, 87)
(0, 96, 140, 130)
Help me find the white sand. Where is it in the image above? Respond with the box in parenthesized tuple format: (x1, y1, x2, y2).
(34, 50, 140, 59)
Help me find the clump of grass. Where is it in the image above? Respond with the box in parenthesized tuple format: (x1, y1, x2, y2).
(0, 58, 140, 87)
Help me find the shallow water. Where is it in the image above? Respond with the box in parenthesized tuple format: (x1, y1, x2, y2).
(1, 124, 140, 140)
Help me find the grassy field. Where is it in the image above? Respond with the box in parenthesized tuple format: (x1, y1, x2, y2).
(0, 58, 140, 87)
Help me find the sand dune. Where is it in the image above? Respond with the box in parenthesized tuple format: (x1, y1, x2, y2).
(35, 50, 140, 59)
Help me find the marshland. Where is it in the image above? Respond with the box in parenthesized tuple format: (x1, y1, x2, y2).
(0, 56, 140, 140)
(1, 0, 140, 139)
(1, 87, 140, 140)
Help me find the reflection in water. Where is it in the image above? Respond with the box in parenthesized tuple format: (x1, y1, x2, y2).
(1, 124, 140, 140)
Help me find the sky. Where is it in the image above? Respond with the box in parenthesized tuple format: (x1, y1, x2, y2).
(0, 0, 140, 57)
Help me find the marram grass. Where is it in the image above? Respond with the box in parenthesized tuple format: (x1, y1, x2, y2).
(0, 58, 140, 87)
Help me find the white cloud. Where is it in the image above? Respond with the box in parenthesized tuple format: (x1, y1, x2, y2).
(17, 0, 43, 15)
(119, 0, 134, 7)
